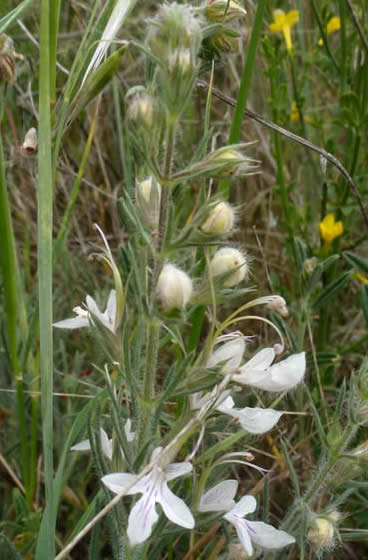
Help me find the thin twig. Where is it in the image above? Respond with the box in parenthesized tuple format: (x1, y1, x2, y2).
(197, 80, 368, 232)
(344, 0, 368, 57)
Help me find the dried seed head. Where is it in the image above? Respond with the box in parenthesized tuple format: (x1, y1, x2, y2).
(202, 201, 235, 234)
(209, 247, 249, 287)
(0, 34, 22, 85)
(157, 264, 193, 311)
(206, 0, 247, 23)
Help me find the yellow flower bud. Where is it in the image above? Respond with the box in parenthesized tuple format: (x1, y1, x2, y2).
(157, 264, 193, 311)
(202, 201, 235, 234)
(209, 247, 248, 287)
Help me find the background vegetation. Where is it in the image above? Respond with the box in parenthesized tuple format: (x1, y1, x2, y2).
(0, 0, 368, 558)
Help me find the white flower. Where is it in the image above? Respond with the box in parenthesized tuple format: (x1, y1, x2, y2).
(234, 348, 306, 392)
(198, 481, 295, 556)
(102, 447, 194, 546)
(71, 427, 114, 461)
(53, 290, 117, 333)
(217, 396, 283, 434)
(207, 334, 246, 374)
(71, 421, 135, 461)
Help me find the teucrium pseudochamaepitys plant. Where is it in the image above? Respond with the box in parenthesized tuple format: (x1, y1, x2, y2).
(51, 3, 318, 558)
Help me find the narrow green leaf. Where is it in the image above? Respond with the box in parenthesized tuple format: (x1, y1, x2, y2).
(312, 270, 352, 309)
(0, 534, 22, 560)
(280, 439, 300, 498)
(361, 285, 368, 327)
(0, 0, 35, 34)
(343, 251, 368, 276)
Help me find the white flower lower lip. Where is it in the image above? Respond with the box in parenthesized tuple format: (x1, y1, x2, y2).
(102, 447, 194, 546)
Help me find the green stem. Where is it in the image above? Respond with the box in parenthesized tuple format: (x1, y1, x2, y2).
(0, 114, 29, 499)
(310, 0, 339, 73)
(219, 0, 267, 198)
(36, 0, 55, 555)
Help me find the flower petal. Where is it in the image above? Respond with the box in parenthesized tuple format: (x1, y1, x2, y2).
(101, 472, 143, 495)
(246, 521, 295, 549)
(237, 352, 306, 392)
(127, 492, 159, 546)
(165, 462, 193, 481)
(105, 290, 117, 325)
(225, 516, 253, 556)
(216, 395, 235, 414)
(207, 338, 246, 373)
(71, 439, 91, 452)
(239, 347, 275, 373)
(158, 482, 194, 529)
(53, 317, 89, 329)
(100, 428, 113, 461)
(198, 480, 238, 512)
(124, 418, 135, 442)
(228, 495, 257, 517)
(234, 407, 283, 434)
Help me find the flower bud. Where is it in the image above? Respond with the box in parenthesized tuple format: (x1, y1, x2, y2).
(21, 128, 38, 154)
(209, 248, 248, 287)
(168, 48, 192, 75)
(266, 295, 289, 317)
(307, 518, 335, 550)
(304, 257, 317, 275)
(157, 264, 193, 311)
(205, 147, 254, 177)
(206, 0, 247, 23)
(202, 201, 235, 234)
(149, 4, 202, 60)
(127, 94, 155, 128)
(136, 176, 161, 228)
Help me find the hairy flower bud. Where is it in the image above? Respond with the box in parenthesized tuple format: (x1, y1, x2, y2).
(307, 518, 335, 550)
(136, 176, 161, 228)
(127, 94, 155, 128)
(168, 48, 192, 75)
(266, 295, 289, 317)
(157, 264, 193, 311)
(150, 3, 202, 60)
(202, 201, 235, 234)
(209, 248, 248, 287)
(206, 0, 247, 23)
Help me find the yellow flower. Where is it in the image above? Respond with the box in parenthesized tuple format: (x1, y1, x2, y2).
(269, 9, 299, 52)
(319, 214, 343, 248)
(318, 16, 341, 45)
(290, 101, 315, 125)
